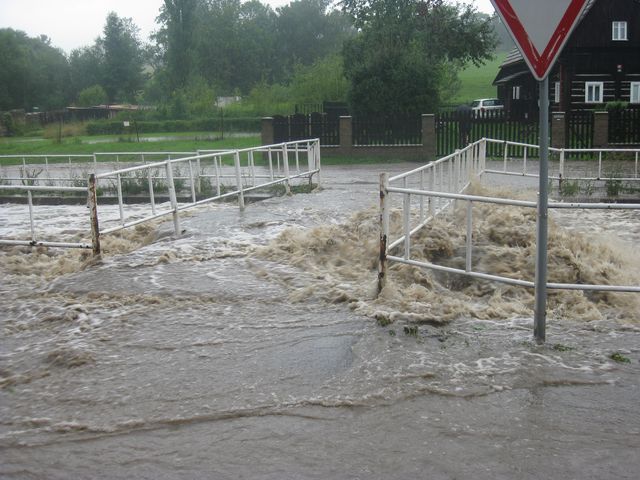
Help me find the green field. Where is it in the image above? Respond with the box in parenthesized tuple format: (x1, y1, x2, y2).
(0, 133, 262, 163)
(450, 52, 507, 105)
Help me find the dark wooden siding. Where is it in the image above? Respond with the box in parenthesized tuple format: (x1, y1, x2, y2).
(569, 0, 640, 49)
(493, 0, 640, 115)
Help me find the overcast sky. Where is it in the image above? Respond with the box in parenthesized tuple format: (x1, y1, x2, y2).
(0, 0, 496, 54)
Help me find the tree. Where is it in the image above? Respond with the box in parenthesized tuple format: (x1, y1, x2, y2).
(0, 29, 71, 111)
(340, 0, 496, 114)
(77, 85, 108, 106)
(289, 54, 349, 104)
(155, 0, 199, 91)
(100, 12, 145, 103)
(194, 0, 277, 94)
(69, 45, 105, 96)
(275, 0, 354, 77)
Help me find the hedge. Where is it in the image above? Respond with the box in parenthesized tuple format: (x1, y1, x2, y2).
(86, 117, 261, 136)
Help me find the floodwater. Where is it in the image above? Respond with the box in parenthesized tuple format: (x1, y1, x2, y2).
(1, 163, 639, 479)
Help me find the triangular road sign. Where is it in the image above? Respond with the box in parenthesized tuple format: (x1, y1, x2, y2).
(490, 0, 591, 80)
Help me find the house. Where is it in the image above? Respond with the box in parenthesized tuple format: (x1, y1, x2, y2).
(493, 0, 640, 119)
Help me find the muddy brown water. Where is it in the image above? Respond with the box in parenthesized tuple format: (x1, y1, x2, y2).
(1, 162, 639, 479)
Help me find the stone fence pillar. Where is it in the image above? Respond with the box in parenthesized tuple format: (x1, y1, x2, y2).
(339, 116, 353, 154)
(261, 117, 274, 146)
(593, 111, 609, 148)
(551, 112, 566, 149)
(422, 114, 436, 160)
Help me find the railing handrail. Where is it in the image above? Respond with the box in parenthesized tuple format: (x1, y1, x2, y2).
(379, 137, 640, 308)
(482, 137, 640, 154)
(389, 139, 484, 183)
(0, 139, 322, 254)
(94, 139, 318, 179)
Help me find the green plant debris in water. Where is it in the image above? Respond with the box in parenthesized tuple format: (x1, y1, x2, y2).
(403, 325, 419, 337)
(552, 343, 575, 352)
(609, 352, 631, 364)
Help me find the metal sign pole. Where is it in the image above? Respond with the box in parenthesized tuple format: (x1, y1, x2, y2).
(534, 76, 549, 343)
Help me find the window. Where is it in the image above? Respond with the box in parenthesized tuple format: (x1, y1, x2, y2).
(554, 82, 561, 104)
(512, 86, 521, 100)
(585, 82, 603, 103)
(632, 82, 640, 104)
(612, 21, 627, 41)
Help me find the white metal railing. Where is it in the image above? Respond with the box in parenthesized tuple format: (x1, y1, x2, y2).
(483, 139, 640, 183)
(378, 138, 640, 295)
(0, 139, 321, 253)
(0, 184, 91, 249)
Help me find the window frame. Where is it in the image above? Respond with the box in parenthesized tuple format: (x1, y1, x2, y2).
(612, 21, 628, 41)
(585, 81, 604, 104)
(631, 82, 640, 104)
(512, 86, 521, 100)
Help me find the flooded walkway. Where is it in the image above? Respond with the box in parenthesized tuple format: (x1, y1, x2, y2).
(1, 164, 639, 479)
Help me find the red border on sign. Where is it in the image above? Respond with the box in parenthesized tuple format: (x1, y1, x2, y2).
(491, 0, 589, 79)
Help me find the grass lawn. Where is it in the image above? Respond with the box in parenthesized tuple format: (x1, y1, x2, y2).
(0, 133, 262, 164)
(450, 52, 507, 105)
(0, 132, 412, 167)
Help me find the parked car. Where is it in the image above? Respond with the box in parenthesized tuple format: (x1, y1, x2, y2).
(471, 98, 504, 118)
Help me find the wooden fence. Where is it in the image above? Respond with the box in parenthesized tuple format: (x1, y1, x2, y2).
(436, 110, 540, 157)
(273, 113, 340, 146)
(265, 108, 638, 158)
(609, 108, 640, 145)
(353, 115, 421, 146)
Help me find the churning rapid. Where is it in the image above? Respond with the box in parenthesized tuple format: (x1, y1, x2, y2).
(1, 163, 639, 479)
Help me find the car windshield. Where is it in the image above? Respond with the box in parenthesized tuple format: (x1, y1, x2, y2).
(471, 101, 480, 108)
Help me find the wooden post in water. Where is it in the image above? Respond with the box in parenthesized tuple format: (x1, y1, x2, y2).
(88, 174, 101, 255)
(378, 173, 389, 295)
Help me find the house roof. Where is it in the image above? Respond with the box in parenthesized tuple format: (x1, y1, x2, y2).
(497, 0, 598, 69)
(493, 70, 529, 85)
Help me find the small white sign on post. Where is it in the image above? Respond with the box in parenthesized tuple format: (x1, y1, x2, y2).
(123, 121, 130, 127)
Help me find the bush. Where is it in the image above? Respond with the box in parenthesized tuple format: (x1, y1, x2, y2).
(43, 122, 87, 139)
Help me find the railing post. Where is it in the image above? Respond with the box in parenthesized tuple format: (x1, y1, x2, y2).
(196, 157, 202, 195)
(283, 143, 291, 195)
(116, 173, 124, 225)
(439, 162, 444, 211)
(249, 150, 256, 186)
(403, 192, 411, 260)
(428, 165, 435, 217)
(27, 190, 35, 242)
(215, 156, 222, 197)
(234, 150, 245, 210)
(598, 151, 602, 179)
(315, 139, 322, 187)
(148, 168, 156, 215)
(88, 174, 101, 255)
(378, 173, 389, 295)
(268, 148, 274, 181)
(188, 159, 197, 203)
(165, 161, 181, 235)
(466, 200, 473, 272)
(419, 169, 425, 222)
(448, 155, 454, 195)
(503, 141, 509, 172)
